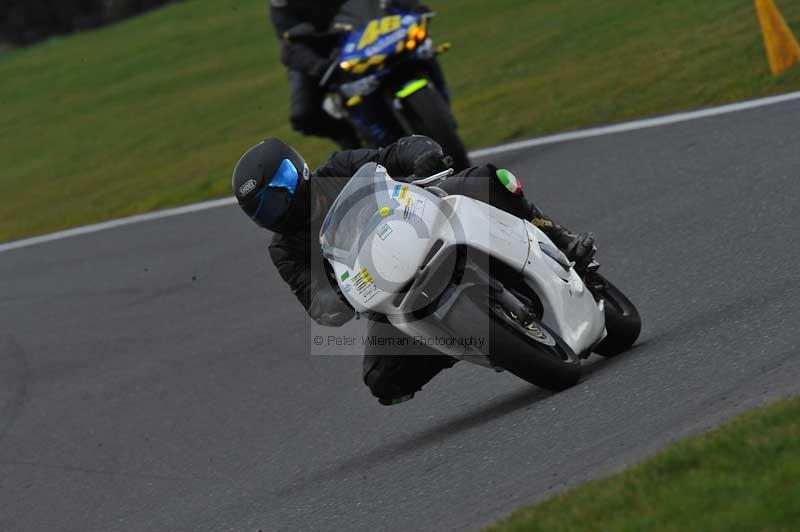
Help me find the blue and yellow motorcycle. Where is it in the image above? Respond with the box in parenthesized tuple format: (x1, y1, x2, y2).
(290, 1, 471, 170)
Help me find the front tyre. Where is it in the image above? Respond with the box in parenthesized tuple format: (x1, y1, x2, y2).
(488, 303, 582, 391)
(401, 85, 471, 171)
(590, 275, 642, 357)
(443, 286, 581, 391)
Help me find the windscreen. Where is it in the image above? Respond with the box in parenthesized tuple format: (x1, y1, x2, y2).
(319, 163, 401, 268)
(333, 0, 386, 30)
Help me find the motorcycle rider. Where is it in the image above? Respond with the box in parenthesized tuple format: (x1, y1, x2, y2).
(232, 135, 596, 405)
(269, 0, 449, 149)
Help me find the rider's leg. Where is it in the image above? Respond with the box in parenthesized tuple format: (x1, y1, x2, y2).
(362, 319, 457, 405)
(525, 202, 596, 269)
(439, 165, 596, 267)
(287, 69, 361, 150)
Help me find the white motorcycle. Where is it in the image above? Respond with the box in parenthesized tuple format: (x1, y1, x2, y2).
(319, 163, 641, 390)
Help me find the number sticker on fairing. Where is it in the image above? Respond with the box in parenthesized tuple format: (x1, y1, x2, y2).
(358, 15, 402, 49)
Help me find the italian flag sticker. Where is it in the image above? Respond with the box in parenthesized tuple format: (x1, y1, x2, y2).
(496, 168, 522, 195)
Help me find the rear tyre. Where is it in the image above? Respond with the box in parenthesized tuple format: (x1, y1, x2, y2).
(591, 276, 641, 357)
(402, 85, 471, 171)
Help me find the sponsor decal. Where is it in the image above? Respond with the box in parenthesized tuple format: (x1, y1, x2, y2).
(357, 15, 402, 49)
(496, 168, 522, 195)
(403, 197, 426, 221)
(363, 28, 407, 57)
(353, 267, 380, 303)
(238, 179, 257, 197)
(376, 222, 393, 240)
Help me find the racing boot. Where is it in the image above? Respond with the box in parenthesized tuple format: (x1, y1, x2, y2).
(525, 202, 596, 270)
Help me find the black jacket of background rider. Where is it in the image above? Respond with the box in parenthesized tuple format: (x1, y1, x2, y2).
(269, 0, 426, 77)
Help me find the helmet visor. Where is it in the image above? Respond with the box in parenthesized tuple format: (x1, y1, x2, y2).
(243, 159, 301, 229)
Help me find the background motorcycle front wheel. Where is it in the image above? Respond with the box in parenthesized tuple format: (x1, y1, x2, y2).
(402, 85, 472, 171)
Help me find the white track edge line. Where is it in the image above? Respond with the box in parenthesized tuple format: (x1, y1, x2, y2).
(2, 90, 799, 254)
(0, 197, 236, 253)
(470, 90, 800, 157)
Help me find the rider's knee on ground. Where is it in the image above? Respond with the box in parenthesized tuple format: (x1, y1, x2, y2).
(363, 357, 410, 401)
(362, 353, 457, 402)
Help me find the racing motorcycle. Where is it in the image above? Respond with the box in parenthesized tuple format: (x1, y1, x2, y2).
(285, 0, 471, 170)
(319, 163, 641, 391)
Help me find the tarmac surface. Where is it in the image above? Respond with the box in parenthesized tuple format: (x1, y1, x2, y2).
(2, 100, 800, 531)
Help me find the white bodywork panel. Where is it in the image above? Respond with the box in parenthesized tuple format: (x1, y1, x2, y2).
(323, 167, 606, 360)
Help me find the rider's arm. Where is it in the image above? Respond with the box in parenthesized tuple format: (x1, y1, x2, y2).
(268, 232, 355, 327)
(313, 135, 445, 178)
(389, 0, 429, 13)
(269, 1, 329, 77)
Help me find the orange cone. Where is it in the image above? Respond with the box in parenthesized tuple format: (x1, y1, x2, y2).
(755, 0, 800, 75)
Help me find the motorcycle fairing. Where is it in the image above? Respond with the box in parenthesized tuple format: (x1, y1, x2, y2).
(320, 164, 606, 358)
(395, 78, 429, 99)
(521, 223, 606, 355)
(339, 12, 423, 65)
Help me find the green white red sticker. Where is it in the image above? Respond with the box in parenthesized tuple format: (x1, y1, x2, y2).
(496, 168, 522, 195)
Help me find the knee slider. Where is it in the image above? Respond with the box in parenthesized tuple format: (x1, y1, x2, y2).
(364, 368, 402, 400)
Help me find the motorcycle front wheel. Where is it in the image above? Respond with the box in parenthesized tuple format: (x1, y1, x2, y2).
(443, 286, 582, 391)
(487, 303, 582, 391)
(401, 85, 472, 171)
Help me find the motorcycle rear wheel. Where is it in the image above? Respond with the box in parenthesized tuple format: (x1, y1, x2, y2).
(591, 275, 642, 357)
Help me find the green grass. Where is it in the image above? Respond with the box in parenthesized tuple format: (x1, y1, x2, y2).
(488, 395, 800, 532)
(3, 0, 800, 241)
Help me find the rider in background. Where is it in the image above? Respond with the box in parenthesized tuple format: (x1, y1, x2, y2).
(232, 135, 596, 405)
(269, 0, 448, 149)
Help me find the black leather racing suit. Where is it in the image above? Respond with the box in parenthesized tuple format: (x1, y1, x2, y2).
(268, 136, 558, 404)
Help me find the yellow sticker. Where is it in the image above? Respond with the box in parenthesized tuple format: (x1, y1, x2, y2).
(358, 15, 402, 49)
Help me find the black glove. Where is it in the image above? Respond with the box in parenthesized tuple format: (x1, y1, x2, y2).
(308, 57, 330, 79)
(413, 148, 453, 177)
(309, 286, 355, 327)
(563, 232, 597, 270)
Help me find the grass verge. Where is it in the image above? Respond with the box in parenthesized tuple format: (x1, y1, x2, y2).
(488, 395, 800, 532)
(2, 0, 800, 241)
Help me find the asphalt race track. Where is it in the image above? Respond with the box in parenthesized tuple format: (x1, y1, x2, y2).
(2, 100, 800, 532)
